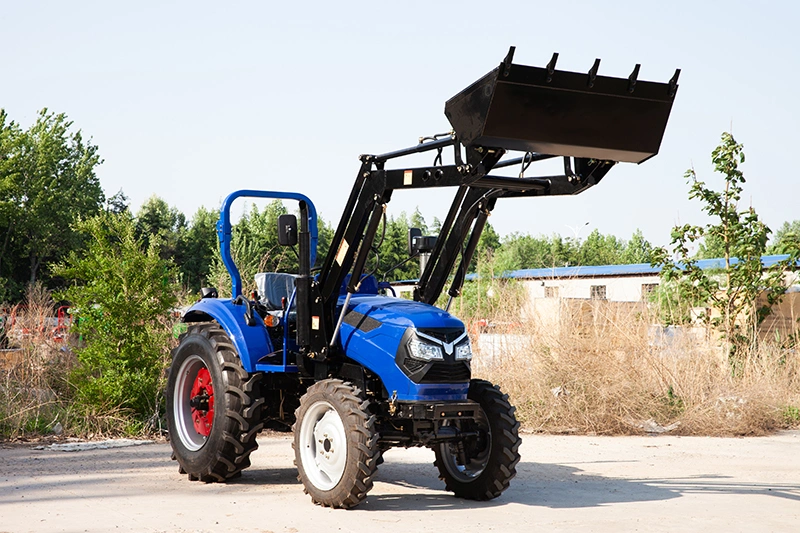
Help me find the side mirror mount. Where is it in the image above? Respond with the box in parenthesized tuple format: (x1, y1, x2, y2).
(277, 214, 298, 246)
(408, 228, 422, 255)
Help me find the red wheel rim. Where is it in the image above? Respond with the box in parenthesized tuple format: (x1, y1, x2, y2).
(190, 367, 214, 436)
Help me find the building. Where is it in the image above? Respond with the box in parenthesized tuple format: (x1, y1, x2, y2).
(391, 255, 800, 352)
(502, 255, 797, 303)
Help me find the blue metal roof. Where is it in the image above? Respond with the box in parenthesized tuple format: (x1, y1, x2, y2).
(463, 254, 794, 281)
(503, 263, 659, 279)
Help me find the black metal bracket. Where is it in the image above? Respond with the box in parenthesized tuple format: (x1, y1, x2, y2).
(628, 64, 641, 93)
(232, 295, 256, 326)
(519, 152, 533, 178)
(563, 156, 575, 179)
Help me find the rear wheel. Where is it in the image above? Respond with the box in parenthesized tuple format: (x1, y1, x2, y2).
(166, 323, 264, 481)
(434, 379, 521, 500)
(293, 379, 380, 508)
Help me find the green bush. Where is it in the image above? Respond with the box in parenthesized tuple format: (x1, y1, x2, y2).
(783, 405, 800, 425)
(53, 212, 178, 424)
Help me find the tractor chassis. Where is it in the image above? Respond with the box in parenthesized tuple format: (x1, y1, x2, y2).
(377, 400, 482, 448)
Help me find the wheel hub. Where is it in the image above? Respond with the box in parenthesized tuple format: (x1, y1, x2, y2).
(439, 415, 491, 481)
(300, 402, 347, 491)
(190, 368, 214, 436)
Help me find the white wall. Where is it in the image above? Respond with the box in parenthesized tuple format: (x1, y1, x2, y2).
(522, 275, 661, 303)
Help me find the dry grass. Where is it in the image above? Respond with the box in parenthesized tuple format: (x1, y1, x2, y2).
(0, 283, 77, 439)
(464, 286, 800, 436)
(1, 284, 169, 440)
(5, 279, 799, 438)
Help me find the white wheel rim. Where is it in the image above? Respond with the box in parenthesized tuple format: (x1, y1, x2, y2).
(299, 401, 347, 491)
(174, 354, 208, 452)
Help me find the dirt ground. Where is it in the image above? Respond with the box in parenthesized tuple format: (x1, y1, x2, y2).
(1, 431, 799, 533)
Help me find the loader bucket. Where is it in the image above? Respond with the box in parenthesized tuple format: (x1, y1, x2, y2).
(444, 50, 679, 163)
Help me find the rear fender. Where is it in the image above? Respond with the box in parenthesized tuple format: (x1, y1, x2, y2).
(182, 298, 273, 373)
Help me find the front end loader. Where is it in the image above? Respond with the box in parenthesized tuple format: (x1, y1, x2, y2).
(165, 47, 679, 508)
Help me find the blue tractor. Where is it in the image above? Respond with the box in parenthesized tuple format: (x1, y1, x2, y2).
(166, 47, 679, 508)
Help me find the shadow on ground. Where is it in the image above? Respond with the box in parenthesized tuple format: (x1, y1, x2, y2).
(2, 441, 798, 511)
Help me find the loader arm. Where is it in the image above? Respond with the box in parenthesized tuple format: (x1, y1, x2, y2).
(305, 46, 678, 359)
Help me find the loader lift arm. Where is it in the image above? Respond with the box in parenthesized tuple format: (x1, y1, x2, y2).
(303, 47, 678, 360)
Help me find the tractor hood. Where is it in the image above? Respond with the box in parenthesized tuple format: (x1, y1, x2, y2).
(335, 294, 469, 402)
(339, 295, 464, 330)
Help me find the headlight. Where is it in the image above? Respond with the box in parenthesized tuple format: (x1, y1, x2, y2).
(407, 338, 444, 361)
(455, 339, 472, 361)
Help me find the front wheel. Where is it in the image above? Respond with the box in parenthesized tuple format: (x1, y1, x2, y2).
(293, 379, 380, 508)
(434, 379, 521, 500)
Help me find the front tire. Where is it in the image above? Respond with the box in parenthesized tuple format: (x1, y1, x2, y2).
(293, 379, 380, 508)
(166, 323, 264, 481)
(434, 379, 521, 500)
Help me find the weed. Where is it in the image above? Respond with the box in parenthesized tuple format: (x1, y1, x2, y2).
(460, 279, 800, 436)
(783, 405, 800, 425)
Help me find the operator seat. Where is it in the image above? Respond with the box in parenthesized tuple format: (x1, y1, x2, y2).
(254, 272, 297, 313)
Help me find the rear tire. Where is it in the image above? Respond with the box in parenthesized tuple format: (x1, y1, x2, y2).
(434, 379, 521, 500)
(293, 379, 380, 508)
(166, 323, 264, 481)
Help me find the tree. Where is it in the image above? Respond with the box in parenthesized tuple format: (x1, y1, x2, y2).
(472, 222, 501, 271)
(377, 214, 415, 281)
(105, 189, 129, 215)
(135, 195, 186, 258)
(179, 206, 218, 292)
(652, 133, 798, 367)
(430, 216, 442, 235)
(315, 216, 335, 270)
(53, 212, 178, 421)
(494, 233, 555, 272)
(696, 232, 726, 259)
(578, 229, 626, 266)
(0, 109, 104, 294)
(492, 228, 649, 273)
(622, 229, 656, 264)
(0, 111, 20, 301)
(409, 207, 428, 235)
(768, 220, 800, 255)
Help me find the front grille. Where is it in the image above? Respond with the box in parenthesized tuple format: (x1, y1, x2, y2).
(396, 327, 471, 384)
(420, 362, 471, 383)
(417, 328, 465, 344)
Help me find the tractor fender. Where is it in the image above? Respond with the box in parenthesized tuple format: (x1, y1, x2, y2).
(182, 298, 273, 373)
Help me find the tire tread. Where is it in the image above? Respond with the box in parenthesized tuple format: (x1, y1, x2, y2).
(434, 378, 521, 501)
(167, 323, 263, 483)
(292, 378, 380, 509)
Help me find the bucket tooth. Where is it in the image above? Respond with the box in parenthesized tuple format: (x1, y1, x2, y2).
(545, 52, 559, 82)
(628, 64, 641, 93)
(587, 58, 601, 88)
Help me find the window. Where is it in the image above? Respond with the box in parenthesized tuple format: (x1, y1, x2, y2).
(641, 283, 658, 300)
(590, 285, 606, 300)
(544, 286, 559, 298)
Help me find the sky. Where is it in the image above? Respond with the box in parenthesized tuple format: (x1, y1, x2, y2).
(3, 1, 798, 247)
